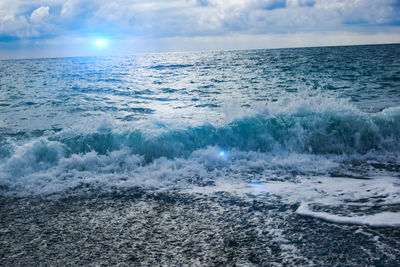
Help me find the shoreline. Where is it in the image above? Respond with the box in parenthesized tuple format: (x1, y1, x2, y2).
(1, 188, 399, 266)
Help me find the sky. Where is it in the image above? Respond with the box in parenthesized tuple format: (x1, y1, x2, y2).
(1, 0, 400, 59)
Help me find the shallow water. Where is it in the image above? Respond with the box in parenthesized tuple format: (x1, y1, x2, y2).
(1, 44, 400, 265)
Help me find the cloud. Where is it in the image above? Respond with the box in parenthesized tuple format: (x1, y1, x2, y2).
(30, 6, 49, 23)
(0, 0, 399, 57)
(1, 0, 400, 39)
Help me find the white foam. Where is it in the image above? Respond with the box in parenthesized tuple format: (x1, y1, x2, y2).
(297, 203, 400, 227)
(186, 163, 400, 227)
(0, 143, 336, 195)
(265, 176, 400, 206)
(1, 138, 400, 228)
(4, 138, 64, 177)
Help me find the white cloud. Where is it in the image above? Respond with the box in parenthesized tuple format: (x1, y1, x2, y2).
(2, 0, 400, 39)
(30, 6, 50, 23)
(0, 0, 399, 57)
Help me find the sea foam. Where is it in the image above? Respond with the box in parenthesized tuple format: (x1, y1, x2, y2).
(1, 94, 400, 197)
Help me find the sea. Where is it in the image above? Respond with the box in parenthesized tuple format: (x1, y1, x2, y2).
(1, 44, 400, 266)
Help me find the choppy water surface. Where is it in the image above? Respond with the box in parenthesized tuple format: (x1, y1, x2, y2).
(1, 44, 400, 265)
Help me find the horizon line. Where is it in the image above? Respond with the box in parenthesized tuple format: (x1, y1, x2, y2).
(1, 42, 399, 61)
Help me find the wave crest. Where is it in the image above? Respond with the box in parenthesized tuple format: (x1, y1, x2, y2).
(56, 104, 400, 161)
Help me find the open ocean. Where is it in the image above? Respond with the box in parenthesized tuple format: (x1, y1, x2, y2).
(1, 44, 400, 265)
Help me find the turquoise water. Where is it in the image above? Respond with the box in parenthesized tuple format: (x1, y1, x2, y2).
(1, 44, 400, 227)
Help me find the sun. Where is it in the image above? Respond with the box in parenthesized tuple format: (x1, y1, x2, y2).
(95, 39, 106, 47)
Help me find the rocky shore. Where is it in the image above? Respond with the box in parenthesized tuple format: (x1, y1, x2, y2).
(1, 188, 399, 266)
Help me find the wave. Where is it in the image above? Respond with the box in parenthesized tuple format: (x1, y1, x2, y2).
(2, 99, 400, 169)
(1, 95, 400, 195)
(53, 103, 400, 161)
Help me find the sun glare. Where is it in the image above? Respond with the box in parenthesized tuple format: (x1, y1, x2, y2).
(95, 39, 106, 47)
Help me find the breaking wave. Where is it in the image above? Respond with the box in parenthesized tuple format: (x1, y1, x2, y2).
(1, 95, 400, 197)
